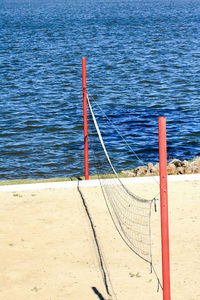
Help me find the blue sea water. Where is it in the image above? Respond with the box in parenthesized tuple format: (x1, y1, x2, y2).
(0, 0, 199, 179)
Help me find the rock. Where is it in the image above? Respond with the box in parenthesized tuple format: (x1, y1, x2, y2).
(191, 166, 199, 174)
(120, 157, 199, 178)
(146, 163, 159, 176)
(181, 160, 189, 168)
(177, 167, 184, 174)
(185, 166, 193, 174)
(167, 164, 177, 175)
(194, 157, 200, 169)
(150, 163, 159, 176)
(151, 166, 159, 176)
(135, 166, 147, 176)
(147, 162, 154, 170)
(170, 159, 182, 167)
(191, 158, 200, 173)
(146, 162, 154, 176)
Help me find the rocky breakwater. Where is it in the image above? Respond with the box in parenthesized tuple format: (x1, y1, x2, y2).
(121, 157, 200, 177)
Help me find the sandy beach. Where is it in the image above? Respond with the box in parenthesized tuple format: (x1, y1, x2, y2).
(0, 175, 199, 300)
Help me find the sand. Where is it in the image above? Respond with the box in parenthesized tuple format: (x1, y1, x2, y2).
(0, 177, 199, 300)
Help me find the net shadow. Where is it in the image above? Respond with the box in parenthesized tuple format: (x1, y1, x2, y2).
(77, 181, 115, 299)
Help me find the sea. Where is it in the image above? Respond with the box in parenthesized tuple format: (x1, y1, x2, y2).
(0, 0, 200, 179)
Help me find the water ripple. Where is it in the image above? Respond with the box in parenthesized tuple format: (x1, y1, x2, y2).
(0, 0, 200, 179)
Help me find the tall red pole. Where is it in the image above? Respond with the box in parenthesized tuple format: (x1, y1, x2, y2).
(158, 117, 171, 300)
(82, 57, 89, 180)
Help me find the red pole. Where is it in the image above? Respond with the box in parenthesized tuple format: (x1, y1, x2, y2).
(82, 57, 89, 180)
(158, 117, 171, 300)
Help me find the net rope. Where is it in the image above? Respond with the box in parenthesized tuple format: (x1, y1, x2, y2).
(87, 95, 155, 264)
(87, 94, 160, 189)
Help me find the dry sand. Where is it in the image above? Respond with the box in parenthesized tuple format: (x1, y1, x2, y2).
(0, 177, 199, 300)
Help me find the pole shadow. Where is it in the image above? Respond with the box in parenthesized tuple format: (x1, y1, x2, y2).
(92, 286, 106, 300)
(77, 181, 112, 299)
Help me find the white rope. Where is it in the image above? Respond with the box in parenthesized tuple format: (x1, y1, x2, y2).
(87, 96, 118, 178)
(87, 95, 162, 286)
(87, 95, 152, 203)
(87, 93, 160, 187)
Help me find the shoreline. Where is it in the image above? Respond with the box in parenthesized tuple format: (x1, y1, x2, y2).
(0, 157, 199, 187)
(0, 173, 200, 192)
(122, 157, 200, 177)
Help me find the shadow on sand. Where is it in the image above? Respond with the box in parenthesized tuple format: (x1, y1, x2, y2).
(92, 286, 106, 300)
(77, 181, 113, 299)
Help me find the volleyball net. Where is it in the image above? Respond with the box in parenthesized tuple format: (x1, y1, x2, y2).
(82, 57, 171, 299)
(87, 95, 155, 265)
